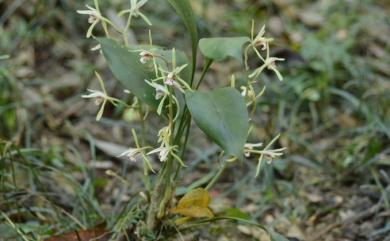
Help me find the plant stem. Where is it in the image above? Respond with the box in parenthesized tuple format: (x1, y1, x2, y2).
(195, 59, 213, 89)
(138, 102, 146, 146)
(146, 59, 213, 231)
(173, 59, 213, 180)
(179, 119, 191, 159)
(146, 87, 177, 230)
(146, 160, 173, 230)
(205, 161, 228, 190)
(174, 58, 213, 147)
(173, 116, 191, 179)
(123, 13, 133, 46)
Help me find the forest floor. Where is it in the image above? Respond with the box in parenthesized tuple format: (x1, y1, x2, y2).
(1, 0, 389, 240)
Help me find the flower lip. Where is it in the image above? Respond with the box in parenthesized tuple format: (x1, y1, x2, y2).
(117, 148, 140, 162)
(77, 4, 103, 38)
(164, 74, 175, 86)
(88, 15, 98, 24)
(147, 146, 171, 162)
(117, 147, 150, 162)
(244, 143, 263, 157)
(244, 143, 263, 149)
(119, 0, 152, 26)
(139, 51, 154, 64)
(81, 89, 106, 99)
(77, 5, 101, 18)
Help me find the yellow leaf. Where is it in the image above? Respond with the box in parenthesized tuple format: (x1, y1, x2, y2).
(176, 188, 211, 208)
(171, 188, 214, 218)
(172, 206, 214, 218)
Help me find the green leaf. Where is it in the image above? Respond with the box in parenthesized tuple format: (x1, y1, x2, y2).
(185, 87, 249, 156)
(199, 37, 250, 61)
(268, 229, 290, 241)
(98, 38, 158, 109)
(166, 0, 198, 81)
(223, 208, 250, 220)
(180, 215, 288, 241)
(0, 55, 10, 60)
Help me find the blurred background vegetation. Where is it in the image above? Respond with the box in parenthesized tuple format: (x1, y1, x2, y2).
(0, 0, 389, 240)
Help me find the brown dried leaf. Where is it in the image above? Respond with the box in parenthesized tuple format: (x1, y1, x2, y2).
(44, 225, 109, 241)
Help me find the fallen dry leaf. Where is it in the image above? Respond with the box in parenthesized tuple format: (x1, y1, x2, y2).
(45, 225, 109, 241)
(171, 188, 214, 218)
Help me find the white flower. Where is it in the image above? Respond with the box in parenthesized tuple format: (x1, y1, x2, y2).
(91, 44, 101, 51)
(144, 49, 190, 121)
(245, 22, 273, 69)
(243, 134, 286, 177)
(165, 72, 175, 86)
(145, 80, 180, 120)
(147, 48, 191, 93)
(147, 146, 170, 162)
(261, 148, 285, 163)
(147, 125, 175, 163)
(252, 25, 274, 51)
(147, 125, 184, 165)
(82, 89, 108, 120)
(266, 57, 285, 81)
(139, 51, 153, 64)
(157, 125, 171, 146)
(240, 86, 248, 97)
(124, 129, 155, 173)
(244, 143, 263, 157)
(130, 0, 148, 17)
(249, 56, 285, 81)
(145, 80, 169, 116)
(145, 80, 169, 100)
(117, 148, 142, 162)
(244, 21, 284, 81)
(147, 144, 184, 166)
(82, 89, 106, 105)
(117, 147, 150, 162)
(119, 0, 151, 26)
(77, 5, 100, 21)
(81, 72, 120, 121)
(77, 5, 103, 38)
(160, 64, 189, 92)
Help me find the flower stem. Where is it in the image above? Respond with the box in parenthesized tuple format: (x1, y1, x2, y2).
(195, 59, 213, 89)
(205, 161, 228, 190)
(147, 57, 214, 232)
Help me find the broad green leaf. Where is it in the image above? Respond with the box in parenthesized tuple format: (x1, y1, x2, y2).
(171, 188, 214, 218)
(185, 87, 249, 156)
(98, 38, 158, 108)
(166, 0, 198, 81)
(199, 37, 250, 61)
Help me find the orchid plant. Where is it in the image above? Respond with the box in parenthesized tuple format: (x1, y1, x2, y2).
(79, 0, 287, 240)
